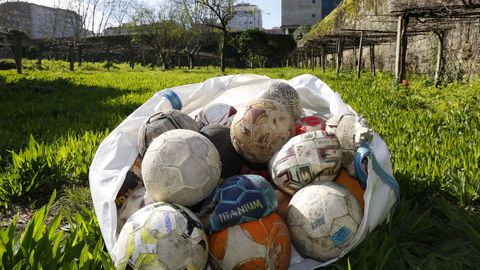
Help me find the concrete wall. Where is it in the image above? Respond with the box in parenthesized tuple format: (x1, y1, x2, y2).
(0, 2, 81, 39)
(282, 0, 323, 28)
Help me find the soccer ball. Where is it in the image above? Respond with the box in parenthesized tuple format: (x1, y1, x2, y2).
(287, 182, 363, 261)
(209, 213, 291, 270)
(200, 174, 277, 232)
(257, 80, 302, 120)
(195, 103, 237, 128)
(335, 169, 365, 209)
(142, 129, 222, 206)
(200, 124, 243, 178)
(117, 186, 154, 234)
(138, 110, 199, 157)
(269, 130, 343, 195)
(112, 202, 208, 270)
(230, 99, 295, 164)
(325, 113, 372, 176)
(295, 115, 327, 135)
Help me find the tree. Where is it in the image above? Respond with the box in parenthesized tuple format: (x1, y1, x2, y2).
(230, 29, 271, 68)
(175, 0, 216, 69)
(194, 0, 236, 72)
(130, 3, 183, 70)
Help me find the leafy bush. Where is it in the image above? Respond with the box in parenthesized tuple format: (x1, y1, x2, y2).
(0, 191, 113, 269)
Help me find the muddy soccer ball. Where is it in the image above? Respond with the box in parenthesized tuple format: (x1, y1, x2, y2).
(142, 129, 221, 206)
(209, 213, 291, 270)
(200, 124, 243, 178)
(257, 80, 303, 120)
(138, 110, 199, 157)
(112, 202, 208, 270)
(287, 182, 363, 261)
(195, 103, 237, 129)
(269, 130, 343, 195)
(326, 113, 373, 177)
(230, 99, 295, 164)
(200, 174, 277, 232)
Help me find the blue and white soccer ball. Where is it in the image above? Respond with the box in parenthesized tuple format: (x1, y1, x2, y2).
(287, 182, 363, 261)
(201, 175, 278, 232)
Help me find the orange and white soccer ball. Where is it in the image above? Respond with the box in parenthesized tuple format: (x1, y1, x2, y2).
(230, 99, 295, 164)
(287, 182, 363, 261)
(209, 213, 291, 270)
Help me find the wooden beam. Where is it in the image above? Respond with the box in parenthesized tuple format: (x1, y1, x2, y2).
(370, 45, 376, 76)
(395, 15, 409, 83)
(336, 38, 343, 76)
(434, 31, 446, 87)
(68, 43, 74, 71)
(357, 31, 364, 79)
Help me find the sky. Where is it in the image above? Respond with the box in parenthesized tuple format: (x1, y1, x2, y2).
(24, 0, 282, 29)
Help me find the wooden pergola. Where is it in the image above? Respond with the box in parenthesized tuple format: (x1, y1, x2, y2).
(390, 0, 480, 84)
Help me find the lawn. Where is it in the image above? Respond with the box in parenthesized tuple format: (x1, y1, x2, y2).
(0, 61, 479, 269)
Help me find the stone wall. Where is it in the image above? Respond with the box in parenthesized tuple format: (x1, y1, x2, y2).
(314, 0, 480, 78)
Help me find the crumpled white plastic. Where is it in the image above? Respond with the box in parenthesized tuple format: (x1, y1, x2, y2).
(89, 74, 398, 269)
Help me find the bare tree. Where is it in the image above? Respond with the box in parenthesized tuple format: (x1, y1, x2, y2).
(131, 2, 183, 69)
(194, 0, 236, 72)
(174, 0, 215, 69)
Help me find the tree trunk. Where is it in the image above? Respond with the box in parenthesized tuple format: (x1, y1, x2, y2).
(14, 37, 22, 74)
(37, 43, 43, 67)
(220, 30, 228, 73)
(68, 43, 75, 71)
(129, 48, 135, 69)
(77, 46, 83, 67)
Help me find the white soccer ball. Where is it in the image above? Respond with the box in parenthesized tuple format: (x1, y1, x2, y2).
(195, 103, 237, 128)
(112, 202, 209, 270)
(142, 129, 222, 206)
(269, 130, 343, 195)
(287, 182, 363, 261)
(326, 113, 373, 176)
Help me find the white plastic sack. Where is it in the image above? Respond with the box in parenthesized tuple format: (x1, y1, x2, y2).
(89, 74, 399, 269)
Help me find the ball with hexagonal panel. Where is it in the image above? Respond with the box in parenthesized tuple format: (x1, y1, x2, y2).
(112, 202, 208, 270)
(138, 110, 199, 157)
(141, 129, 222, 206)
(230, 99, 295, 164)
(287, 182, 363, 261)
(257, 80, 303, 120)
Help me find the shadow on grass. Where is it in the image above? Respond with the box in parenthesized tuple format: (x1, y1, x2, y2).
(0, 76, 145, 154)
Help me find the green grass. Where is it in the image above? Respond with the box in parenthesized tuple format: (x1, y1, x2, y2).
(0, 61, 479, 268)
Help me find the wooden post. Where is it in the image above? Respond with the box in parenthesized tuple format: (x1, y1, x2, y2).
(395, 15, 409, 83)
(336, 38, 343, 76)
(322, 46, 327, 71)
(68, 43, 74, 71)
(370, 45, 376, 76)
(434, 31, 445, 87)
(129, 47, 135, 69)
(311, 47, 315, 70)
(37, 43, 43, 67)
(357, 31, 364, 79)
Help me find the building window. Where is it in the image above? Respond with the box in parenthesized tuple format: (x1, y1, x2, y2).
(312, 0, 316, 3)
(312, 13, 316, 17)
